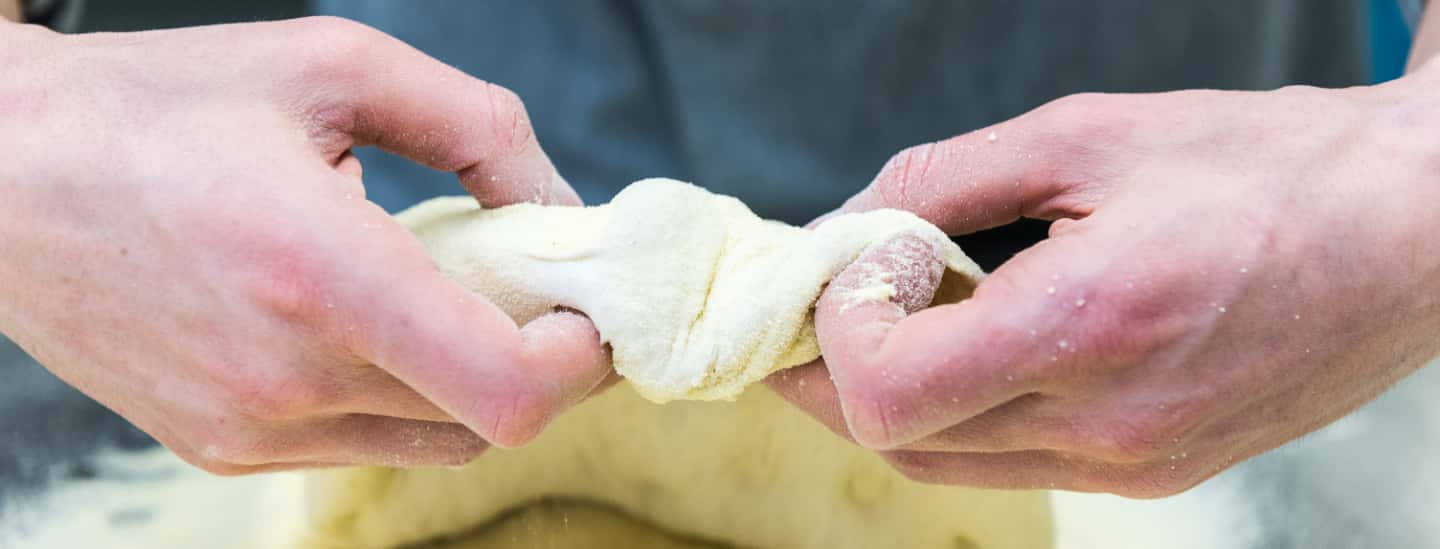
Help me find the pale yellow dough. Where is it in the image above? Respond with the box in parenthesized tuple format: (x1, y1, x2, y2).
(399, 178, 983, 402)
(268, 179, 1052, 549)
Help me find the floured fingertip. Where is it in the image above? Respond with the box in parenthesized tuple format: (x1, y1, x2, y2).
(518, 308, 612, 402)
(833, 233, 947, 317)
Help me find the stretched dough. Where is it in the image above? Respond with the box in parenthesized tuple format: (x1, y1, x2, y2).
(399, 178, 983, 402)
(267, 179, 1052, 549)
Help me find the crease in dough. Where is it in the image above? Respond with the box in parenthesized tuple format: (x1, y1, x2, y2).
(398, 178, 985, 402)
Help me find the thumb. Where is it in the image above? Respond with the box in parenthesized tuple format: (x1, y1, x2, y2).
(819, 223, 1119, 449)
(816, 94, 1143, 447)
(336, 212, 609, 448)
(357, 270, 610, 448)
(768, 233, 955, 445)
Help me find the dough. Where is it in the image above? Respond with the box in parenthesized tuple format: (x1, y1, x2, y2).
(423, 500, 724, 549)
(398, 178, 985, 402)
(271, 387, 1052, 549)
(267, 179, 1053, 549)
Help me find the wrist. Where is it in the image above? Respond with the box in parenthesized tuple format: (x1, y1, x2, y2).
(1360, 64, 1440, 329)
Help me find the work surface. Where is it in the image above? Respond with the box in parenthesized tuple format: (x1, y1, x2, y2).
(2, 335, 1438, 548)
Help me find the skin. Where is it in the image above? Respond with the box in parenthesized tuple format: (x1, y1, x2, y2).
(0, 18, 613, 475)
(1, 0, 17, 22)
(771, 21, 1440, 497)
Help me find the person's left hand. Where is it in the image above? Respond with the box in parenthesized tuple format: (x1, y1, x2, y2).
(769, 63, 1440, 497)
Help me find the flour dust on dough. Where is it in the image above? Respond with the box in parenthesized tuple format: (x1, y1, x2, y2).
(265, 179, 1052, 549)
(398, 178, 984, 402)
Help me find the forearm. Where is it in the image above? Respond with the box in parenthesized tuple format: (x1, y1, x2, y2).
(1409, 3, 1440, 72)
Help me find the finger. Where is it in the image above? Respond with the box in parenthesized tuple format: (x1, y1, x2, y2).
(291, 415, 487, 467)
(883, 447, 1211, 498)
(287, 18, 579, 207)
(150, 416, 369, 475)
(818, 236, 1078, 449)
(827, 213, 1181, 450)
(233, 415, 488, 468)
(822, 240, 1066, 450)
(320, 363, 457, 423)
(768, 361, 1080, 455)
(518, 309, 615, 411)
(883, 449, 1096, 491)
(809, 233, 1028, 450)
(765, 360, 853, 442)
(768, 232, 951, 441)
(898, 393, 1076, 453)
(366, 296, 609, 449)
(335, 219, 611, 448)
(840, 94, 1134, 234)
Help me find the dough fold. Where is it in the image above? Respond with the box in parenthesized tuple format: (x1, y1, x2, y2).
(398, 178, 984, 402)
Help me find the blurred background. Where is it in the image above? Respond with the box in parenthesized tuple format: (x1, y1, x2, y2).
(70, 0, 1419, 81)
(2, 1, 1435, 548)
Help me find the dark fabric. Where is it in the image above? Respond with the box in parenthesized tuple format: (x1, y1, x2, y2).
(23, 0, 83, 31)
(314, 0, 1373, 225)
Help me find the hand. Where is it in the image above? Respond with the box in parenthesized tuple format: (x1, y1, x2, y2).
(770, 62, 1440, 497)
(0, 18, 610, 474)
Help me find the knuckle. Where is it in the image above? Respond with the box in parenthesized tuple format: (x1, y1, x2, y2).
(215, 368, 323, 422)
(1030, 93, 1132, 178)
(477, 82, 536, 160)
(1082, 295, 1178, 361)
(869, 142, 939, 211)
(1086, 412, 1186, 463)
(1038, 93, 1117, 132)
(282, 18, 388, 131)
(242, 241, 332, 324)
(289, 16, 383, 71)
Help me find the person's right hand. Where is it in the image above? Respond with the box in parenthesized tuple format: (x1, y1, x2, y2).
(0, 17, 610, 474)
